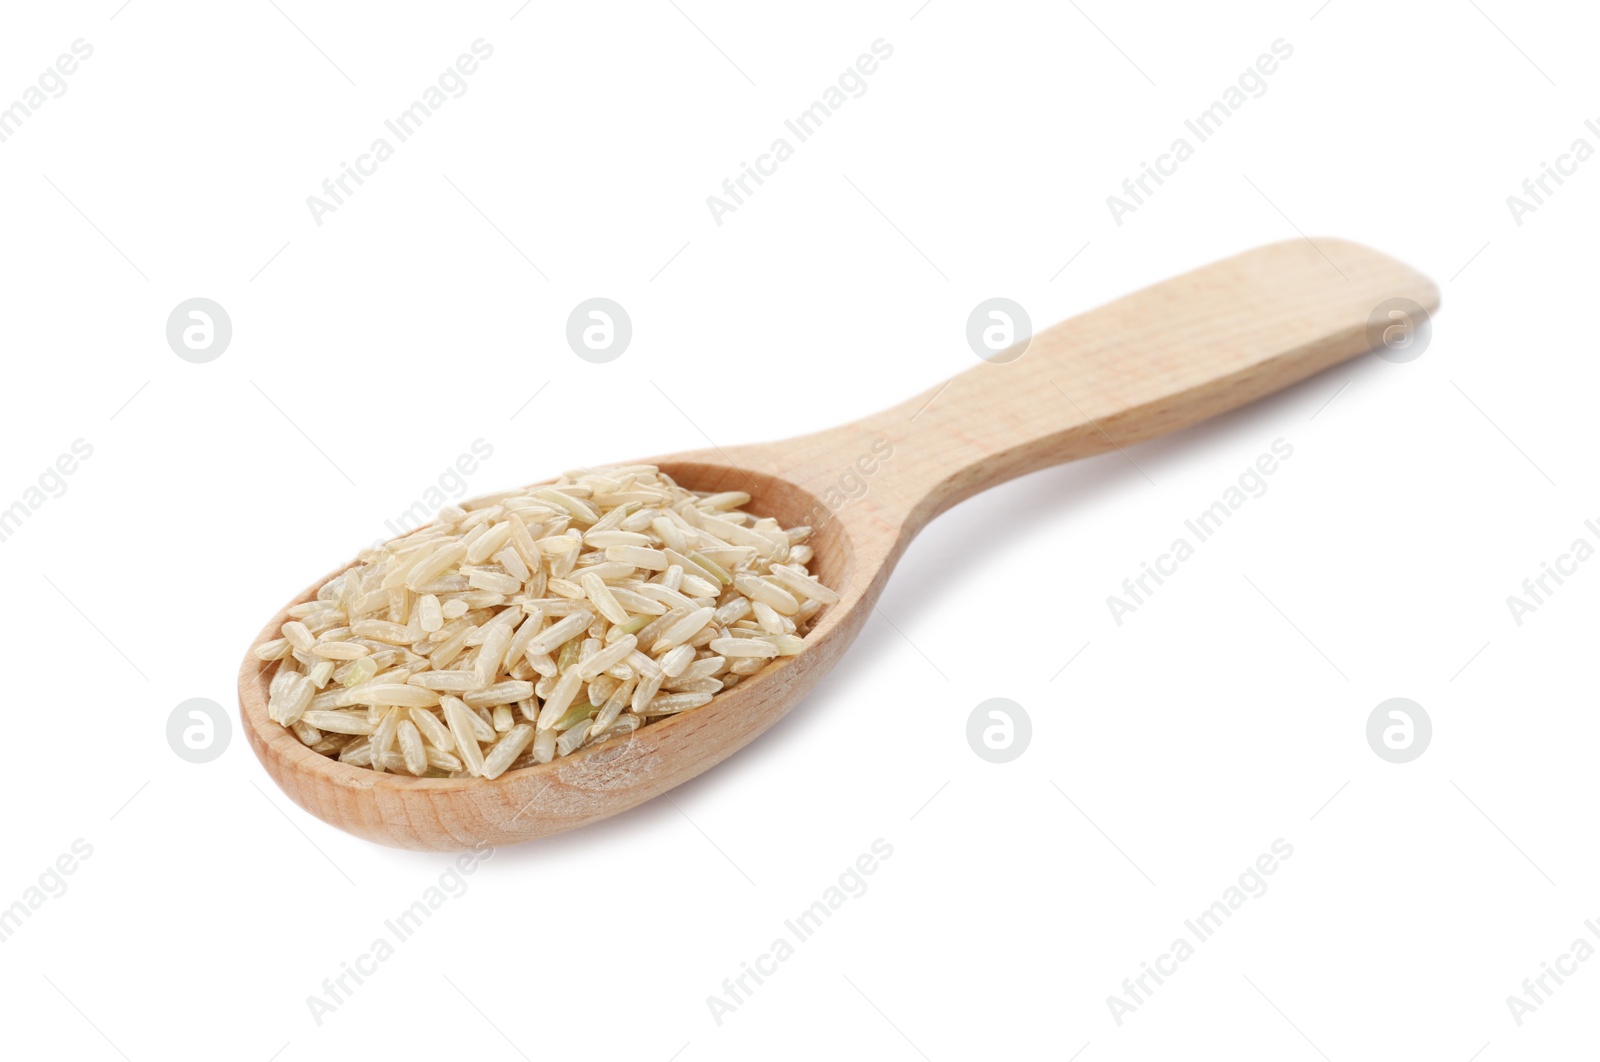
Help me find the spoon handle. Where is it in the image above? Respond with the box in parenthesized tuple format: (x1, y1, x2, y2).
(758, 238, 1437, 538)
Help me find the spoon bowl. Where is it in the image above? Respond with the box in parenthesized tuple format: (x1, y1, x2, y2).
(241, 238, 1439, 849)
(240, 462, 872, 850)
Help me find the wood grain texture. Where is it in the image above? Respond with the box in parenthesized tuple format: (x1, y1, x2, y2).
(240, 238, 1439, 849)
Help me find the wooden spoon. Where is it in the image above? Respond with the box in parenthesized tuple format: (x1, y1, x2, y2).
(240, 238, 1438, 850)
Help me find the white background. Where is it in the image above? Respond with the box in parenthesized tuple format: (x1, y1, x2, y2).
(0, 1, 1595, 1058)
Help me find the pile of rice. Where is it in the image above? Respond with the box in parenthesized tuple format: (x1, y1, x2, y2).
(256, 465, 837, 780)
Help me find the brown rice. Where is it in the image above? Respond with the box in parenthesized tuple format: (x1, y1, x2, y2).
(259, 465, 834, 780)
